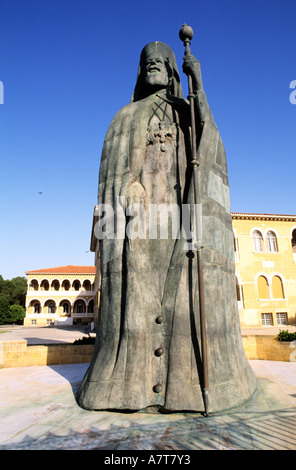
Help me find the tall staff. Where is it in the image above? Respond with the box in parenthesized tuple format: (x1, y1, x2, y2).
(179, 24, 209, 416)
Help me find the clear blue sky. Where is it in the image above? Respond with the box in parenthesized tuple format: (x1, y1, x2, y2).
(0, 0, 295, 279)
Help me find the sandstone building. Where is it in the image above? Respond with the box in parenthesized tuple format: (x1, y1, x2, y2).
(233, 213, 296, 328)
(24, 211, 296, 330)
(24, 265, 96, 326)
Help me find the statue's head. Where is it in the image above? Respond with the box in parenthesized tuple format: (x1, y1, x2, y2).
(132, 42, 183, 102)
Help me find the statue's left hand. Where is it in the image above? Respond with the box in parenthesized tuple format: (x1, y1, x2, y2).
(182, 54, 203, 92)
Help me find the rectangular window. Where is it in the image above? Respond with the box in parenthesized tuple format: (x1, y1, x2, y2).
(31, 319, 37, 326)
(276, 312, 288, 326)
(261, 313, 273, 326)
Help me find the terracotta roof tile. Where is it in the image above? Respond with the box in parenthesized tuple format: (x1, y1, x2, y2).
(25, 265, 96, 275)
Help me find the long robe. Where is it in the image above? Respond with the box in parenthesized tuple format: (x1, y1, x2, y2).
(77, 87, 256, 413)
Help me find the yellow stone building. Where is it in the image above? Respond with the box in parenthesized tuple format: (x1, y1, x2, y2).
(24, 211, 296, 331)
(233, 213, 296, 328)
(24, 265, 96, 326)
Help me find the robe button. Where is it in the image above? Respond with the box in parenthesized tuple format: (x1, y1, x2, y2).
(155, 348, 164, 357)
(155, 316, 163, 324)
(153, 384, 162, 393)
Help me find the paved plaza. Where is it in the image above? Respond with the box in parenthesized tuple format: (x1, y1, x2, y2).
(0, 359, 296, 451)
(0, 324, 94, 344)
(1, 324, 296, 345)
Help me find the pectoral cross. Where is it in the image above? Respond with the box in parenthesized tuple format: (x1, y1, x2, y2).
(146, 120, 177, 152)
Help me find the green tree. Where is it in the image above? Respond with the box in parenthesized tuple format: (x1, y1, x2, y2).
(0, 275, 27, 325)
(8, 277, 27, 306)
(0, 276, 27, 307)
(8, 304, 26, 324)
(0, 295, 10, 325)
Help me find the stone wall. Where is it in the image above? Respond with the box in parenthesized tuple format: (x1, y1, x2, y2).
(0, 341, 94, 368)
(0, 336, 295, 368)
(242, 335, 296, 362)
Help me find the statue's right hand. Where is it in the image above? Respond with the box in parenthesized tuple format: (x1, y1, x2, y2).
(182, 54, 203, 91)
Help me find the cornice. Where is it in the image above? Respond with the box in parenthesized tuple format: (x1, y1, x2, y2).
(231, 212, 296, 222)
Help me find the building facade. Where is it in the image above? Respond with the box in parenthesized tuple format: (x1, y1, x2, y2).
(24, 265, 96, 326)
(233, 213, 296, 328)
(24, 212, 296, 330)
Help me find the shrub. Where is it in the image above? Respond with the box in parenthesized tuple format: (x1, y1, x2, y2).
(277, 330, 296, 342)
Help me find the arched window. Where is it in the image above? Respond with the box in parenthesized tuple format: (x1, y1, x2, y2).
(59, 300, 71, 316)
(63, 303, 69, 314)
(76, 302, 84, 314)
(34, 302, 40, 314)
(48, 302, 56, 314)
(73, 280, 81, 291)
(266, 231, 278, 252)
(257, 276, 269, 299)
(253, 230, 263, 252)
(62, 280, 70, 291)
(272, 275, 285, 299)
(52, 280, 60, 291)
(30, 279, 39, 291)
(40, 279, 49, 291)
(88, 299, 94, 313)
(83, 280, 91, 291)
(235, 276, 244, 309)
(291, 229, 296, 253)
(236, 276, 241, 301)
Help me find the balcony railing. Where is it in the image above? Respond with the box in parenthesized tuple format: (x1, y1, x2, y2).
(27, 289, 94, 296)
(26, 312, 94, 318)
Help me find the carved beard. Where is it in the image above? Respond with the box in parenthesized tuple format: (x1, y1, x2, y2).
(144, 70, 169, 90)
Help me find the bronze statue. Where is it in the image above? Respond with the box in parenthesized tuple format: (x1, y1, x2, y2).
(77, 27, 256, 414)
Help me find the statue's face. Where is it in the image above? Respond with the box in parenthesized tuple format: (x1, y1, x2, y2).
(144, 53, 169, 89)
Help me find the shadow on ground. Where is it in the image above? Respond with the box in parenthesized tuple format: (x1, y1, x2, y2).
(1, 406, 296, 450)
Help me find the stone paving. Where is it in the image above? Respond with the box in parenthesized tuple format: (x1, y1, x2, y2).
(0, 360, 296, 451)
(1, 324, 296, 345)
(0, 325, 94, 344)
